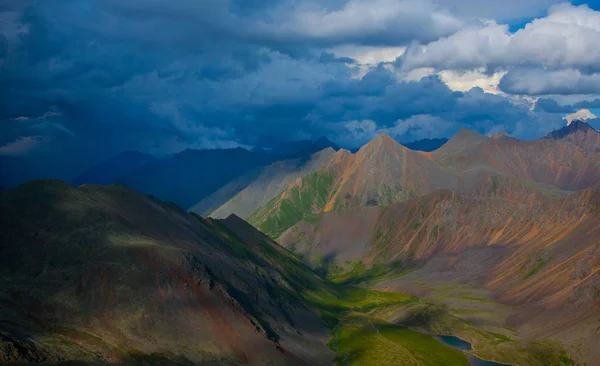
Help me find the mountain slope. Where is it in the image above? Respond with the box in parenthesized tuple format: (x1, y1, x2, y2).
(434, 129, 600, 191)
(192, 147, 337, 219)
(0, 180, 333, 364)
(244, 131, 579, 239)
(247, 134, 459, 237)
(543, 120, 600, 155)
(280, 188, 600, 364)
(73, 151, 156, 186)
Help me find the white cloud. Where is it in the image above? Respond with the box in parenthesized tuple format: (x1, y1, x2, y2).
(564, 109, 597, 125)
(400, 4, 600, 74)
(499, 68, 600, 95)
(331, 45, 406, 65)
(271, 0, 464, 45)
(439, 68, 507, 94)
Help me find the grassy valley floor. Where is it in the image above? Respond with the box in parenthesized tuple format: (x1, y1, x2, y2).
(300, 262, 577, 366)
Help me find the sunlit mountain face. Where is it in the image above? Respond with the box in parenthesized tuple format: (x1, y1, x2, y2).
(1, 1, 599, 365)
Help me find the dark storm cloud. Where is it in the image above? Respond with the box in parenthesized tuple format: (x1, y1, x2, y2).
(534, 98, 576, 113)
(574, 98, 600, 109)
(0, 0, 583, 180)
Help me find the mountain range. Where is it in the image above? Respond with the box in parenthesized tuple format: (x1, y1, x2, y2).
(1, 121, 599, 365)
(208, 121, 599, 365)
(242, 125, 599, 239)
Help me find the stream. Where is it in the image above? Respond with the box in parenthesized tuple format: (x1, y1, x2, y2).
(434, 335, 512, 366)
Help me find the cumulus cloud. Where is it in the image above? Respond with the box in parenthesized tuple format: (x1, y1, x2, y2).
(399, 3, 600, 96)
(499, 68, 600, 95)
(439, 68, 507, 94)
(434, 0, 564, 21)
(564, 109, 597, 124)
(269, 0, 464, 46)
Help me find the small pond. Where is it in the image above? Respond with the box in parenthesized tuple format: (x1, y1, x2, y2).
(434, 335, 511, 366)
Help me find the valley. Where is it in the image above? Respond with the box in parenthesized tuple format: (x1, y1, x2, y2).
(1, 122, 599, 365)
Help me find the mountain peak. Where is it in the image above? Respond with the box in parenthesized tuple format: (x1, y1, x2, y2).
(433, 128, 489, 157)
(373, 133, 400, 146)
(454, 128, 486, 140)
(545, 120, 597, 140)
(489, 131, 510, 140)
(358, 133, 403, 155)
(543, 120, 600, 154)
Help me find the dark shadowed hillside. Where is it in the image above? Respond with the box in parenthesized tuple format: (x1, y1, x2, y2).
(0, 180, 333, 364)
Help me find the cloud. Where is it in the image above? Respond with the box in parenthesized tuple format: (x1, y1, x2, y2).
(0, 136, 46, 155)
(316, 73, 564, 146)
(499, 68, 600, 95)
(267, 0, 464, 46)
(435, 0, 564, 21)
(438, 68, 506, 94)
(574, 98, 600, 109)
(398, 4, 600, 96)
(534, 98, 575, 113)
(564, 108, 597, 125)
(0, 0, 588, 180)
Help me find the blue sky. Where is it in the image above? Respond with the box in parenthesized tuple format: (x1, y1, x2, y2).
(1, 0, 599, 177)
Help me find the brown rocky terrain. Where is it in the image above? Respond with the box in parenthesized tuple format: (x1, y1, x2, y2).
(280, 188, 600, 364)
(434, 129, 600, 192)
(244, 127, 599, 240)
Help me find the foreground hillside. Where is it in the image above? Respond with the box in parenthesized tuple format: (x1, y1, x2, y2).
(0, 180, 335, 364)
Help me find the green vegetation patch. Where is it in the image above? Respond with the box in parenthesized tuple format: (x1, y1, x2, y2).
(332, 316, 469, 366)
(301, 283, 473, 366)
(248, 171, 336, 238)
(327, 260, 413, 286)
(524, 257, 550, 279)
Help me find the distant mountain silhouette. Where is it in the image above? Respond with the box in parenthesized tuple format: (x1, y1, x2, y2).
(73, 151, 156, 186)
(117, 147, 274, 209)
(269, 136, 339, 157)
(115, 138, 340, 210)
